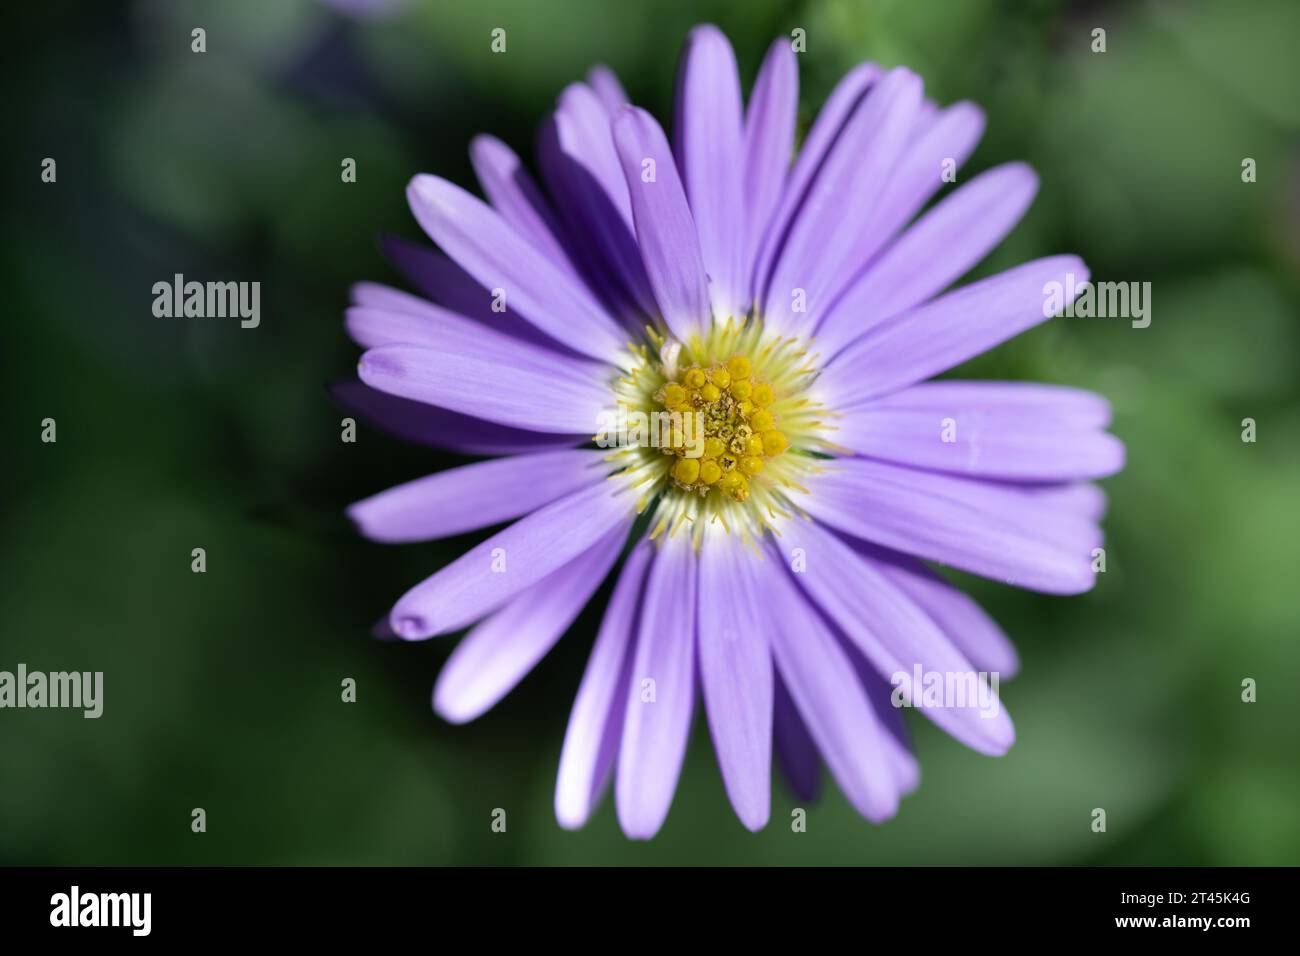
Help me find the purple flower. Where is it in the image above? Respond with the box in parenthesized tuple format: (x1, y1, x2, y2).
(342, 25, 1124, 838)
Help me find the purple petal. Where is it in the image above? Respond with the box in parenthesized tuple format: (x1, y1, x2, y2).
(696, 532, 773, 831)
(834, 381, 1125, 481)
(860, 543, 1021, 678)
(328, 381, 583, 454)
(751, 62, 881, 299)
(587, 64, 630, 115)
(345, 288, 492, 350)
(555, 540, 652, 829)
(1020, 481, 1109, 521)
(852, 655, 921, 795)
(854, 380, 1113, 427)
(387, 479, 634, 639)
(552, 84, 633, 225)
(674, 24, 747, 318)
(380, 235, 497, 324)
(773, 675, 821, 802)
(406, 174, 626, 362)
(612, 106, 713, 341)
(349, 280, 433, 315)
(763, 67, 924, 333)
(797, 457, 1102, 594)
(743, 38, 798, 296)
(818, 255, 1090, 406)
(345, 305, 443, 350)
(469, 134, 574, 269)
(539, 86, 656, 320)
(817, 161, 1037, 356)
(346, 285, 589, 360)
(347, 449, 607, 543)
(840, 101, 986, 282)
(774, 519, 1015, 755)
(357, 340, 610, 435)
(616, 533, 697, 839)
(756, 557, 903, 822)
(378, 237, 581, 356)
(432, 521, 626, 723)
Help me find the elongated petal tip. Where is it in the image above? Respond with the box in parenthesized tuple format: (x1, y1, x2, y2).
(391, 614, 432, 641)
(946, 99, 987, 142)
(1056, 254, 1091, 292)
(1004, 159, 1040, 191)
(988, 709, 1017, 756)
(736, 799, 771, 833)
(586, 63, 630, 114)
(616, 805, 667, 841)
(467, 132, 502, 161)
(610, 103, 649, 133)
(432, 678, 481, 725)
(355, 348, 414, 401)
(405, 172, 441, 208)
(405, 174, 465, 228)
(953, 703, 1017, 757)
(554, 806, 588, 832)
(858, 788, 901, 825)
(891, 751, 921, 796)
(685, 21, 727, 45)
(555, 769, 600, 830)
(343, 502, 370, 538)
(876, 64, 924, 104)
(355, 348, 391, 383)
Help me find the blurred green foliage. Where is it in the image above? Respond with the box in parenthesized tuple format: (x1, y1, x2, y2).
(2, 0, 1297, 865)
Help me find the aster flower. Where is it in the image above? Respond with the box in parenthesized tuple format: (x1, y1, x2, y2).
(339, 24, 1124, 838)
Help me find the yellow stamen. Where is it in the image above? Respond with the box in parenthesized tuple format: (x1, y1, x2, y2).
(726, 355, 752, 380)
(761, 430, 788, 456)
(604, 321, 833, 549)
(672, 457, 701, 485)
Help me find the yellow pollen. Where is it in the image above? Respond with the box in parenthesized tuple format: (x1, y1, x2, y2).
(672, 457, 701, 484)
(726, 355, 752, 380)
(658, 355, 789, 503)
(608, 320, 832, 548)
(761, 430, 788, 456)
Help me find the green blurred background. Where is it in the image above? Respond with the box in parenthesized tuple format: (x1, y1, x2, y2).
(3, 0, 1298, 865)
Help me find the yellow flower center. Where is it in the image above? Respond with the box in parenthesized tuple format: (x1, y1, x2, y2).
(607, 319, 835, 545)
(658, 356, 787, 504)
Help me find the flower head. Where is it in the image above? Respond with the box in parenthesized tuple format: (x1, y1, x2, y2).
(341, 24, 1124, 838)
